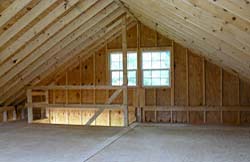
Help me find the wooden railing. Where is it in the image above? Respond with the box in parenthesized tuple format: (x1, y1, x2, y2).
(0, 106, 26, 123)
(26, 85, 129, 126)
(143, 106, 250, 124)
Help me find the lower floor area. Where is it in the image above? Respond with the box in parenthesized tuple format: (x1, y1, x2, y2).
(0, 122, 250, 162)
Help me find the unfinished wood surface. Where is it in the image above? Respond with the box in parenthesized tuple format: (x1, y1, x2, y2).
(188, 51, 203, 106)
(28, 21, 250, 126)
(223, 70, 240, 106)
(174, 43, 187, 106)
(121, 0, 250, 82)
(1, 1, 250, 125)
(206, 62, 221, 106)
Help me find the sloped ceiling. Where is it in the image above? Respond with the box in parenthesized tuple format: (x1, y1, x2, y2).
(0, 0, 249, 105)
(0, 0, 135, 105)
(121, 0, 250, 79)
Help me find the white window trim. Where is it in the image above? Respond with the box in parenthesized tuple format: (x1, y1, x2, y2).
(141, 47, 172, 88)
(109, 50, 138, 87)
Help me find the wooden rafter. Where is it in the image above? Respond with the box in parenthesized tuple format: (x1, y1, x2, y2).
(1, 0, 250, 107)
(0, 0, 81, 65)
(41, 19, 135, 87)
(207, 0, 250, 23)
(0, 5, 124, 102)
(0, 0, 57, 49)
(9, 20, 136, 106)
(0, 0, 100, 80)
(0, 0, 32, 29)
(184, 0, 250, 34)
(121, 0, 250, 79)
(2, 15, 135, 105)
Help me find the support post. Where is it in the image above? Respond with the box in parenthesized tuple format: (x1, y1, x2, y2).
(3, 110, 7, 122)
(27, 89, 33, 123)
(202, 57, 206, 124)
(171, 41, 175, 106)
(13, 109, 17, 120)
(45, 90, 49, 118)
(122, 15, 128, 127)
(186, 49, 189, 123)
(136, 21, 141, 122)
(220, 68, 223, 124)
(21, 107, 25, 119)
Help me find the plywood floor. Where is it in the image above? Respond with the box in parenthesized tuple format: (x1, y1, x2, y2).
(0, 122, 122, 162)
(1, 122, 250, 162)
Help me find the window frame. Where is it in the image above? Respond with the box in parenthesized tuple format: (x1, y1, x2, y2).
(141, 47, 172, 88)
(108, 49, 138, 87)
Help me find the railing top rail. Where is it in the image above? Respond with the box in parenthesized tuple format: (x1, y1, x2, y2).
(28, 85, 125, 90)
(0, 106, 15, 112)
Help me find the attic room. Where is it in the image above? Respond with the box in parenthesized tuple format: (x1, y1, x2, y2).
(0, 0, 250, 162)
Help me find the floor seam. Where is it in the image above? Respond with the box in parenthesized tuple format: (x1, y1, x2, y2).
(82, 123, 138, 162)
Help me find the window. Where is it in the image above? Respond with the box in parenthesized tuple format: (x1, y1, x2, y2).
(110, 52, 137, 86)
(142, 50, 171, 86)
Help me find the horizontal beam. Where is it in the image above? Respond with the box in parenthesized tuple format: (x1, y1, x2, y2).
(0, 106, 15, 112)
(26, 103, 125, 109)
(30, 85, 124, 90)
(144, 106, 250, 112)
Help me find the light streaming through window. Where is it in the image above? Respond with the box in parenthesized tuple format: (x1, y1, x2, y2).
(142, 51, 170, 86)
(110, 52, 137, 86)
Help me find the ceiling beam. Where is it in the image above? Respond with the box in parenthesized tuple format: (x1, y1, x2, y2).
(0, 0, 99, 78)
(207, 0, 250, 23)
(121, 0, 250, 76)
(154, 0, 250, 55)
(0, 0, 113, 88)
(6, 19, 135, 105)
(42, 19, 135, 86)
(0, 0, 80, 64)
(184, 0, 250, 35)
(121, 1, 250, 78)
(1, 9, 127, 104)
(0, 0, 32, 28)
(0, 0, 57, 49)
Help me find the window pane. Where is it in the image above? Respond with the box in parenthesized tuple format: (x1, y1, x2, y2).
(143, 70, 151, 78)
(152, 52, 161, 61)
(111, 53, 120, 61)
(128, 53, 137, 70)
(111, 71, 123, 86)
(128, 78, 136, 86)
(161, 78, 169, 86)
(143, 52, 151, 61)
(143, 78, 151, 86)
(142, 50, 171, 86)
(128, 71, 136, 86)
(152, 78, 161, 85)
(111, 62, 120, 70)
(142, 52, 151, 69)
(110, 52, 138, 86)
(160, 70, 169, 78)
(160, 51, 170, 68)
(152, 61, 161, 69)
(152, 70, 161, 78)
(128, 71, 136, 78)
(110, 53, 122, 70)
(142, 60, 151, 69)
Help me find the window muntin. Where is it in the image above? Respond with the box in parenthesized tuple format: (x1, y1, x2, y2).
(142, 51, 170, 86)
(110, 52, 137, 86)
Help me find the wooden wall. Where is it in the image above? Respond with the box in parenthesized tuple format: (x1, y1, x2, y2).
(40, 24, 250, 125)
